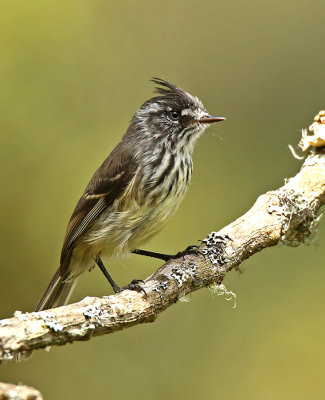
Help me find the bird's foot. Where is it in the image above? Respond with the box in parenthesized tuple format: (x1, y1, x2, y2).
(118, 279, 146, 296)
(170, 245, 201, 259)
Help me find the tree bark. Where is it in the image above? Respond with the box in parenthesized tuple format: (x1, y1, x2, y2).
(0, 382, 43, 400)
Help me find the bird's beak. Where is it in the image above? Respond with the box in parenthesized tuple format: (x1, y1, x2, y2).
(196, 115, 226, 124)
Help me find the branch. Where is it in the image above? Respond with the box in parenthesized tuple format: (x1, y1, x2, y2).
(0, 382, 43, 400)
(1, 113, 325, 363)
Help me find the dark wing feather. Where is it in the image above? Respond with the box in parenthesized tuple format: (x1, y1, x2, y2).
(60, 143, 138, 270)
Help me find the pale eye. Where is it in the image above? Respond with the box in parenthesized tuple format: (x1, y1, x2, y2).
(168, 110, 180, 121)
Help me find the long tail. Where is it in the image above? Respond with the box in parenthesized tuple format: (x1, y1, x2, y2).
(35, 267, 77, 311)
(17, 267, 77, 361)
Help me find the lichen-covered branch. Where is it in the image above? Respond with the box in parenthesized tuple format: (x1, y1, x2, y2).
(1, 114, 325, 363)
(0, 382, 43, 400)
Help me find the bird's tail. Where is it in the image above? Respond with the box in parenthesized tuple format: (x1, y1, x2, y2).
(17, 267, 77, 361)
(35, 267, 77, 312)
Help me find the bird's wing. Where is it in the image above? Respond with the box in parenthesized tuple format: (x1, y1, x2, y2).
(60, 143, 138, 270)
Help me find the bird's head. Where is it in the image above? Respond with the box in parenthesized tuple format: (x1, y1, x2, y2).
(128, 78, 225, 152)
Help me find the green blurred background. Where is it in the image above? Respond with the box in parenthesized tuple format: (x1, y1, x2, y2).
(1, 0, 325, 399)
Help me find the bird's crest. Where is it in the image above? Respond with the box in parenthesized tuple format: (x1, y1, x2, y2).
(150, 77, 203, 110)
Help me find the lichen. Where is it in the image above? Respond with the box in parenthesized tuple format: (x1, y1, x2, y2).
(272, 187, 322, 246)
(201, 233, 230, 265)
(39, 311, 63, 332)
(208, 283, 237, 308)
(299, 110, 325, 151)
(152, 279, 169, 298)
(178, 295, 191, 302)
(13, 311, 29, 321)
(83, 305, 101, 319)
(171, 262, 197, 287)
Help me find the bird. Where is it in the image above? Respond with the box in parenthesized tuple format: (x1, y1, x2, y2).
(35, 78, 225, 312)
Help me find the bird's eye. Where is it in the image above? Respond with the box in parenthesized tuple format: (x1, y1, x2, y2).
(168, 110, 180, 121)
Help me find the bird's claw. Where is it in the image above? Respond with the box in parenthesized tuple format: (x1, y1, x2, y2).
(172, 245, 202, 259)
(120, 279, 147, 296)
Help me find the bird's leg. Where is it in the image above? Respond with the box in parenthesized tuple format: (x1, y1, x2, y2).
(95, 256, 120, 293)
(132, 245, 201, 261)
(132, 249, 173, 261)
(95, 256, 146, 295)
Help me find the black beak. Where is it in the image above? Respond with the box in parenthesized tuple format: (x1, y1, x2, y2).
(196, 115, 226, 124)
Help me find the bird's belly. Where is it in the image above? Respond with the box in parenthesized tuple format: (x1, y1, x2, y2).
(68, 158, 191, 278)
(81, 187, 186, 259)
